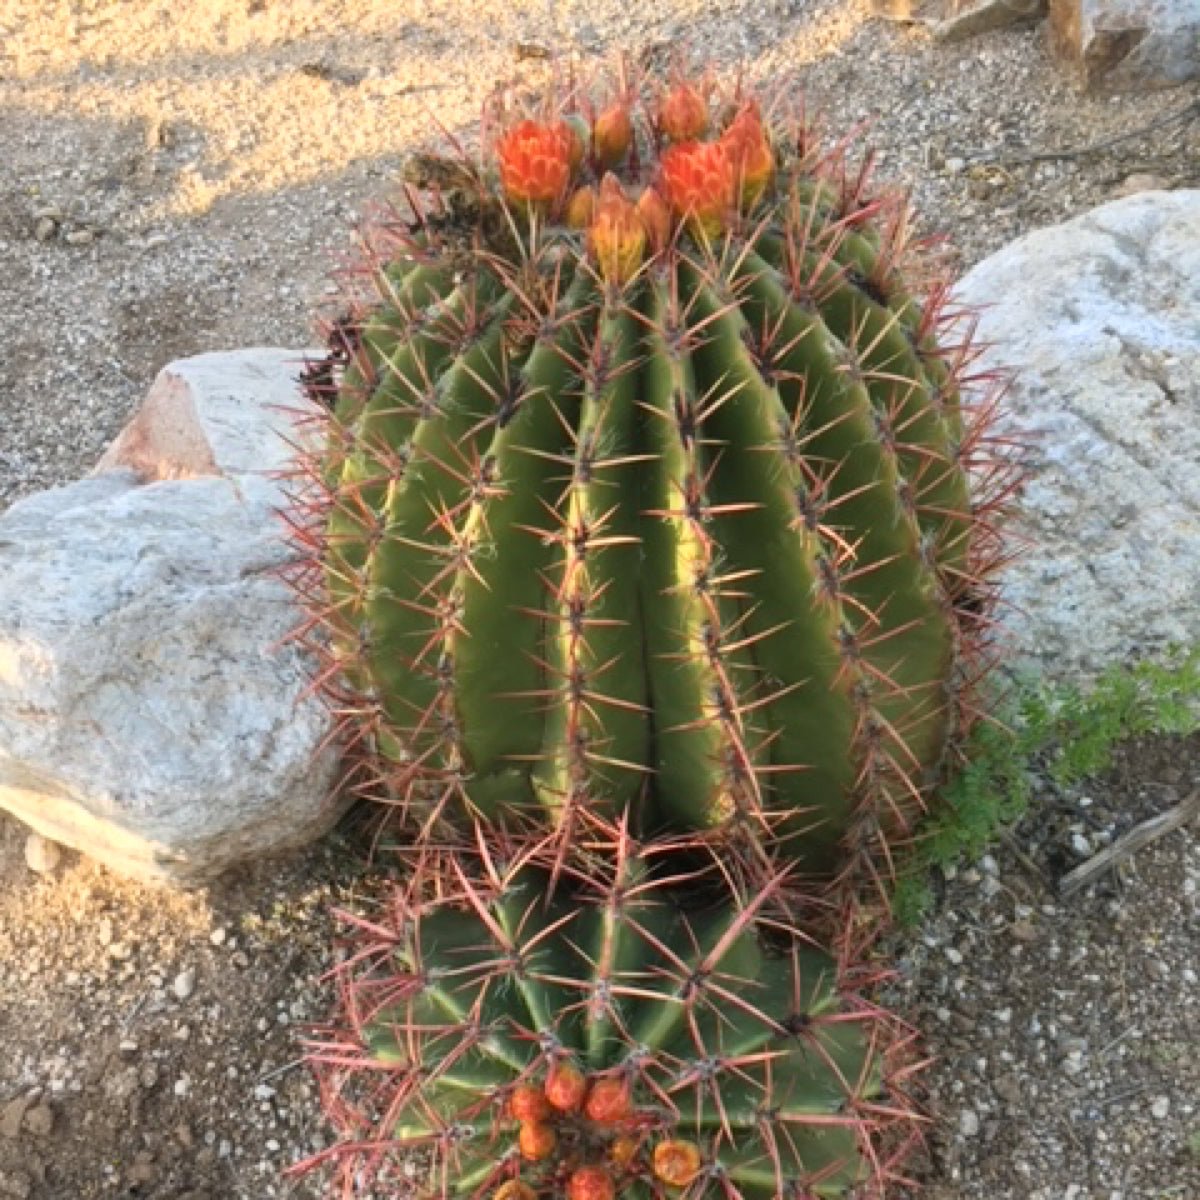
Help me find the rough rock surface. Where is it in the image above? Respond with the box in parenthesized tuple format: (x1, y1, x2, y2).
(1048, 0, 1200, 89)
(0, 350, 343, 885)
(955, 189, 1200, 681)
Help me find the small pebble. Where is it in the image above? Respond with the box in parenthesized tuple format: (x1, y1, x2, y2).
(173, 968, 196, 1000)
(24, 833, 62, 874)
(959, 1108, 980, 1136)
(23, 1103, 54, 1137)
(1150, 1096, 1170, 1119)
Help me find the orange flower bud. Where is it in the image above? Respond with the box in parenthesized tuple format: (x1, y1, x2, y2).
(584, 1076, 633, 1124)
(634, 186, 671, 254)
(652, 1139, 703, 1188)
(659, 81, 709, 142)
(493, 1182, 538, 1200)
(659, 140, 736, 238)
(509, 1083, 551, 1124)
(587, 174, 646, 286)
(567, 1165, 616, 1200)
(593, 101, 633, 168)
(719, 100, 774, 209)
(518, 1121, 557, 1162)
(496, 118, 576, 215)
(565, 185, 596, 229)
(544, 1058, 588, 1112)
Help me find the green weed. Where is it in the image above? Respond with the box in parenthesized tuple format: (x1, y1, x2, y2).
(892, 647, 1200, 926)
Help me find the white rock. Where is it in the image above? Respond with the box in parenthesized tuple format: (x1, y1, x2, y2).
(172, 968, 196, 1001)
(0, 350, 344, 886)
(954, 191, 1200, 682)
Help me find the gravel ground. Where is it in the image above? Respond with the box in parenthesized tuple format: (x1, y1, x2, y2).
(0, 1, 1198, 1197)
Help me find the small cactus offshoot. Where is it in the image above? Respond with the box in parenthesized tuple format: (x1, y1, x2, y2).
(297, 839, 922, 1198)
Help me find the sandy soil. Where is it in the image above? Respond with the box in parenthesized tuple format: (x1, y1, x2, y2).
(0, 2, 1197, 1198)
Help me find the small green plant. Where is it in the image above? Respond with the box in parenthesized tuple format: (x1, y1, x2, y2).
(891, 648, 1200, 925)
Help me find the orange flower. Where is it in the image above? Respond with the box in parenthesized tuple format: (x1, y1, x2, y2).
(544, 1058, 588, 1112)
(587, 174, 647, 286)
(659, 140, 736, 238)
(593, 101, 634, 168)
(583, 1075, 633, 1124)
(659, 81, 709, 142)
(566, 1166, 616, 1200)
(719, 100, 774, 208)
(496, 118, 576, 215)
(652, 1139, 703, 1188)
(634, 186, 671, 254)
(518, 1121, 557, 1162)
(509, 1083, 551, 1124)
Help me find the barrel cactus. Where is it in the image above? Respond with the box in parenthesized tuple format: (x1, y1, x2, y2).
(292, 65, 1010, 892)
(299, 842, 921, 1197)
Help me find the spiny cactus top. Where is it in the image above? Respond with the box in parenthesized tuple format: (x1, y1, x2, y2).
(299, 842, 920, 1198)
(293, 64, 1010, 892)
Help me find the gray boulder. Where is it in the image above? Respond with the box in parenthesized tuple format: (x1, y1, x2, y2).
(0, 349, 344, 885)
(955, 189, 1200, 681)
(1048, 0, 1200, 90)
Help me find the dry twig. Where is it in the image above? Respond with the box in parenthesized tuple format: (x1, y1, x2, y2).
(970, 99, 1199, 168)
(1059, 787, 1200, 897)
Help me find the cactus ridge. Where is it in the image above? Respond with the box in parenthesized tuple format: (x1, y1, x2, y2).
(298, 839, 923, 1198)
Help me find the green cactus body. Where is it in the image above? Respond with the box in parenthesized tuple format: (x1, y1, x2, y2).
(299, 72, 1004, 887)
(310, 854, 911, 1199)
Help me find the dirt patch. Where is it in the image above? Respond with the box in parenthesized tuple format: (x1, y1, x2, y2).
(1, 1, 1198, 1197)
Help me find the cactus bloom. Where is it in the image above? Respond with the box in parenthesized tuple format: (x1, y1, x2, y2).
(509, 1083, 551, 1123)
(587, 174, 646, 286)
(593, 101, 633, 168)
(518, 1120, 557, 1161)
(634, 185, 671, 253)
(659, 81, 709, 142)
(566, 1166, 616, 1200)
(719, 100, 774, 208)
(652, 1139, 703, 1188)
(659, 139, 736, 238)
(583, 1075, 633, 1123)
(544, 1058, 588, 1112)
(496, 118, 576, 215)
